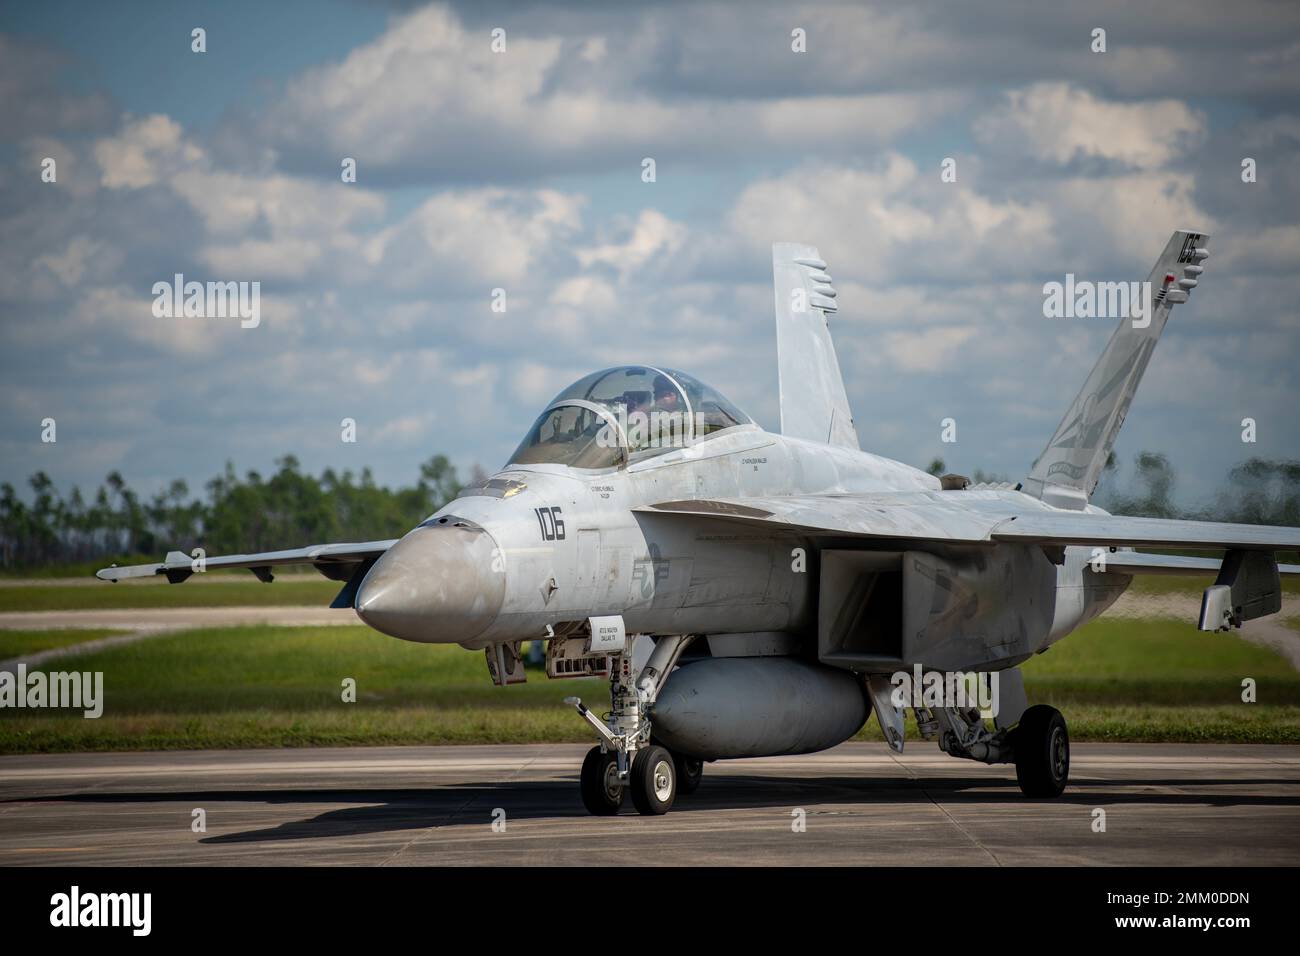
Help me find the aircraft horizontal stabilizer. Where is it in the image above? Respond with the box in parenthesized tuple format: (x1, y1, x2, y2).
(1099, 551, 1300, 577)
(988, 511, 1300, 552)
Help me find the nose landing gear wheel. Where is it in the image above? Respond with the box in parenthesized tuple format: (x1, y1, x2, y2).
(629, 744, 677, 815)
(673, 752, 703, 795)
(580, 746, 624, 815)
(1013, 704, 1069, 798)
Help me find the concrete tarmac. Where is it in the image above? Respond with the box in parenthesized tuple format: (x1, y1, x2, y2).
(1, 742, 1297, 866)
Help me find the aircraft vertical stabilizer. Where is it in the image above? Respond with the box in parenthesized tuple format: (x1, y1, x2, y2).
(773, 242, 860, 450)
(1021, 230, 1210, 510)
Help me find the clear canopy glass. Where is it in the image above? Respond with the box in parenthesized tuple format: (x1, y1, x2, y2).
(508, 365, 751, 468)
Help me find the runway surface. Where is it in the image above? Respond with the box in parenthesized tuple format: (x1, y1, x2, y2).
(1, 742, 1297, 866)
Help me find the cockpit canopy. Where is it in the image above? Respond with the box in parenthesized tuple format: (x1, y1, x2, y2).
(509, 365, 752, 469)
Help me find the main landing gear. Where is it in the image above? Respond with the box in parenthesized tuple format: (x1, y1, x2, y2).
(931, 701, 1070, 798)
(673, 751, 704, 795)
(569, 634, 696, 816)
(1011, 704, 1070, 798)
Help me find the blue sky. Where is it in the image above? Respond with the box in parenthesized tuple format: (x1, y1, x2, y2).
(2, 1, 387, 130)
(2, 0, 1298, 512)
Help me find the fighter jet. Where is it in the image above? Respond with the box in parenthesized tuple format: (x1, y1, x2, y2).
(99, 230, 1300, 815)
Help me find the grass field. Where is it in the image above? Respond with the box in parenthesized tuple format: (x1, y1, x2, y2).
(1020, 618, 1300, 704)
(0, 625, 594, 752)
(0, 628, 129, 659)
(1, 614, 1297, 752)
(0, 576, 339, 611)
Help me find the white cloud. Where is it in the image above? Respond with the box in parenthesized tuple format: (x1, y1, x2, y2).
(94, 115, 204, 189)
(728, 154, 1056, 282)
(171, 170, 384, 241)
(89, 114, 390, 284)
(257, 4, 954, 180)
(71, 285, 224, 357)
(974, 83, 1206, 170)
(511, 361, 562, 405)
(1053, 171, 1214, 263)
(23, 136, 98, 199)
(578, 210, 686, 277)
(550, 276, 618, 311)
(880, 326, 978, 373)
(35, 237, 122, 286)
(368, 188, 584, 291)
(373, 412, 436, 446)
(1217, 224, 1300, 271)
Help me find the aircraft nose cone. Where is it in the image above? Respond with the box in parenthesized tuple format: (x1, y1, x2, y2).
(355, 523, 505, 643)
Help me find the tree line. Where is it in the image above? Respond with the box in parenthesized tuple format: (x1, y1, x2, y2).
(3, 451, 1297, 571)
(925, 451, 1300, 527)
(0, 455, 477, 570)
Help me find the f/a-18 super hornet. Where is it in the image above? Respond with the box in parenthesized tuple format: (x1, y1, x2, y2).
(100, 230, 1300, 816)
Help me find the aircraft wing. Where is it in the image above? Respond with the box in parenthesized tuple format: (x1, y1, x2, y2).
(96, 539, 397, 585)
(637, 492, 1300, 567)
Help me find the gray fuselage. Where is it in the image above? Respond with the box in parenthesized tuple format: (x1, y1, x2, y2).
(354, 423, 1130, 673)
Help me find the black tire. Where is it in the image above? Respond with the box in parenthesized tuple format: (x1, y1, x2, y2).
(673, 751, 703, 795)
(580, 746, 624, 815)
(629, 744, 676, 815)
(1013, 705, 1069, 798)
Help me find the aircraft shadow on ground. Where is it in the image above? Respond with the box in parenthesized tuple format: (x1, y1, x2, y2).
(7, 774, 1298, 844)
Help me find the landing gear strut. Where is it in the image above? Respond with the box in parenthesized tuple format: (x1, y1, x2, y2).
(566, 634, 694, 815)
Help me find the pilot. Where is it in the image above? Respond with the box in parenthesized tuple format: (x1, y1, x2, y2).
(650, 375, 680, 414)
(622, 389, 653, 451)
(649, 374, 685, 448)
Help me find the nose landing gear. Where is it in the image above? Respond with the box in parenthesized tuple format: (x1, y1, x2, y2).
(579, 746, 625, 815)
(629, 744, 677, 815)
(567, 634, 694, 816)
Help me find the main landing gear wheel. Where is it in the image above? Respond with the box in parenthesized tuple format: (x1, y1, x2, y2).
(673, 752, 703, 795)
(1013, 704, 1069, 798)
(629, 744, 677, 815)
(580, 746, 624, 815)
